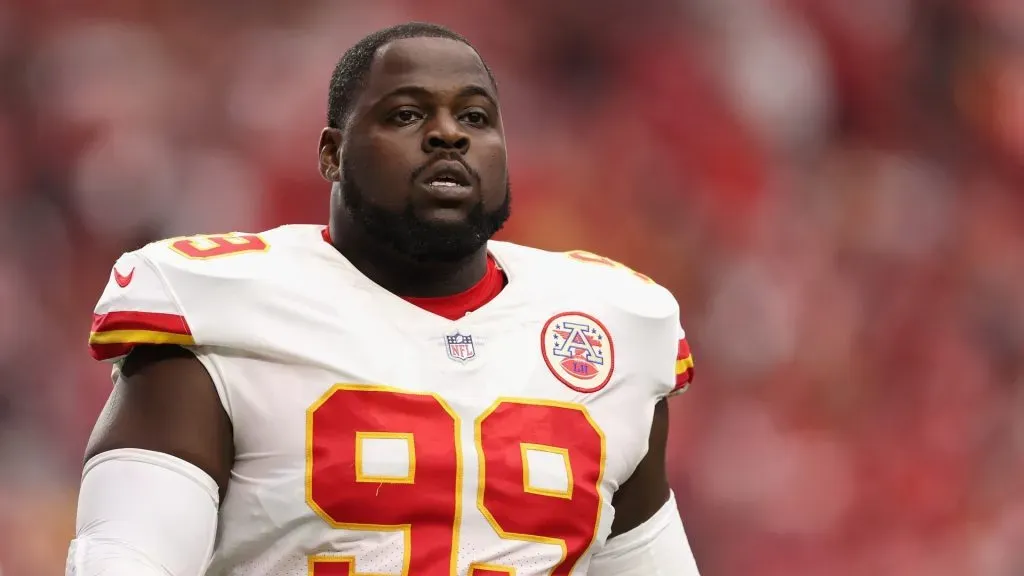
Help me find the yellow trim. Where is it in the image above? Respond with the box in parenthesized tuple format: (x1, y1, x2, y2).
(305, 384, 463, 576)
(520, 443, 573, 499)
(355, 431, 416, 484)
(475, 397, 607, 576)
(675, 355, 694, 375)
(88, 329, 195, 346)
(469, 563, 516, 575)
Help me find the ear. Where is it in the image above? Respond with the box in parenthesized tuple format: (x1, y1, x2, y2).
(318, 128, 343, 182)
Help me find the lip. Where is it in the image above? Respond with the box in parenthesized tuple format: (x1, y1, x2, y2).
(417, 160, 475, 202)
(418, 160, 473, 187)
(417, 181, 474, 203)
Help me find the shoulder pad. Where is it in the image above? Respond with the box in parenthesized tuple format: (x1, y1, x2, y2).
(556, 249, 694, 397)
(89, 231, 271, 362)
(558, 249, 679, 321)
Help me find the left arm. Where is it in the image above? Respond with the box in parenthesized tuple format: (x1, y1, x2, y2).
(588, 399, 701, 575)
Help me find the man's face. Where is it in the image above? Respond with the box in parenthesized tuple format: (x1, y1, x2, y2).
(321, 36, 510, 263)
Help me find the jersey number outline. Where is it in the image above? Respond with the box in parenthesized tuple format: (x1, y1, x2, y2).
(168, 233, 268, 260)
(564, 250, 653, 284)
(306, 385, 607, 576)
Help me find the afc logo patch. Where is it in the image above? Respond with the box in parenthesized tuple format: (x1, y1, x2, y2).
(445, 331, 476, 363)
(540, 312, 615, 393)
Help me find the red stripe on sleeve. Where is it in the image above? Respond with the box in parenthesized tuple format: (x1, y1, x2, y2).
(89, 342, 137, 361)
(90, 310, 192, 336)
(672, 337, 694, 395)
(677, 337, 691, 360)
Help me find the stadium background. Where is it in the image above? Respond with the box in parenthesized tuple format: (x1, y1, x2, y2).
(1, 0, 1023, 574)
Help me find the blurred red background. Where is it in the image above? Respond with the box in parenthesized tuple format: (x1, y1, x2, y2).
(0, 0, 1022, 574)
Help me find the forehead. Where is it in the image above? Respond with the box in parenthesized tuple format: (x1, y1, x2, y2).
(361, 37, 493, 100)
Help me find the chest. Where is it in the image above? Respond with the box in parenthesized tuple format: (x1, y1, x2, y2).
(209, 289, 656, 574)
(220, 299, 648, 487)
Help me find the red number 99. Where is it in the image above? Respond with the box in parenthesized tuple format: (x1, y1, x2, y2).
(306, 385, 606, 575)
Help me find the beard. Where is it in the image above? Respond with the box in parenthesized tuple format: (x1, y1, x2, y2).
(340, 157, 511, 264)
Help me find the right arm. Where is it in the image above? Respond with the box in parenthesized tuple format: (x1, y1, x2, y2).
(69, 345, 233, 576)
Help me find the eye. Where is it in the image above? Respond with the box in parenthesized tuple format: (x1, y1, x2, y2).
(460, 109, 489, 127)
(389, 108, 423, 126)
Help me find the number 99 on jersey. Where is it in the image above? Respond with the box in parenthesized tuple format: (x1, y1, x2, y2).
(306, 385, 607, 576)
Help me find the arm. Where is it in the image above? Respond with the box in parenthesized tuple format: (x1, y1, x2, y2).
(69, 345, 233, 576)
(588, 399, 701, 575)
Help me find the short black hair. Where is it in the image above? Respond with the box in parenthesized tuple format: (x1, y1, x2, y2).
(326, 22, 496, 130)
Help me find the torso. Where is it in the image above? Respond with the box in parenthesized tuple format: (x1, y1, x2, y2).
(92, 225, 681, 576)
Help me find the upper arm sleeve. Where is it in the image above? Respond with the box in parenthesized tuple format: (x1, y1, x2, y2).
(653, 311, 695, 399)
(669, 325, 694, 397)
(88, 250, 194, 362)
(70, 448, 219, 576)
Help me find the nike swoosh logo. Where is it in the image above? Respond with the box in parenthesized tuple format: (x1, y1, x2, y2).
(113, 267, 134, 288)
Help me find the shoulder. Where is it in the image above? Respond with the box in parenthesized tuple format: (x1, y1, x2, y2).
(496, 242, 697, 398)
(491, 241, 680, 323)
(118, 225, 332, 299)
(89, 225, 322, 361)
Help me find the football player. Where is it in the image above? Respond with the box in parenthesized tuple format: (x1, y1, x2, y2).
(69, 22, 700, 576)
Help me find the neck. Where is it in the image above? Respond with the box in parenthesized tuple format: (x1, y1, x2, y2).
(329, 215, 489, 298)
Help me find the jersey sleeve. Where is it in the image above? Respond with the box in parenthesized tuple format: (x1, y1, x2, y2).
(669, 325, 695, 397)
(88, 250, 195, 362)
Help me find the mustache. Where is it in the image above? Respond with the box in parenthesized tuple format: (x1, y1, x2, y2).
(410, 153, 480, 184)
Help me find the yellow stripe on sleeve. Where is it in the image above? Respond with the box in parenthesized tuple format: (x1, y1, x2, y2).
(675, 356, 694, 375)
(88, 329, 196, 347)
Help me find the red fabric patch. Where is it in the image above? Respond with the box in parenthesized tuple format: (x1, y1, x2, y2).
(403, 256, 505, 320)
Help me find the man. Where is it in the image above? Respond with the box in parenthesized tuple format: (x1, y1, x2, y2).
(69, 22, 700, 576)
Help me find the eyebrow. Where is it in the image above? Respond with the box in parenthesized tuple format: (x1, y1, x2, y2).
(456, 85, 497, 106)
(378, 84, 498, 107)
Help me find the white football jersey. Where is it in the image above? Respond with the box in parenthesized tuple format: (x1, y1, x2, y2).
(88, 224, 694, 576)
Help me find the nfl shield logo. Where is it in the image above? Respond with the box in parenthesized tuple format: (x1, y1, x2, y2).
(445, 332, 476, 363)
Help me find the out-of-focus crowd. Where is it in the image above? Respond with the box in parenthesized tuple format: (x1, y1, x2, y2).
(0, 0, 1022, 574)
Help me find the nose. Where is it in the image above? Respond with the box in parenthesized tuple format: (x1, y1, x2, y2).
(423, 112, 469, 154)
